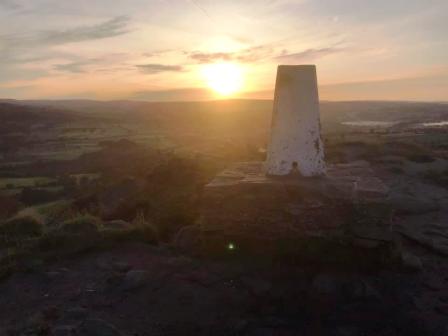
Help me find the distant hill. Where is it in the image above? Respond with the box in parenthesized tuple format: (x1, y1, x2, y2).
(0, 102, 79, 131)
(1, 99, 447, 134)
(319, 101, 448, 123)
(3, 98, 447, 117)
(0, 99, 272, 117)
(0, 101, 119, 129)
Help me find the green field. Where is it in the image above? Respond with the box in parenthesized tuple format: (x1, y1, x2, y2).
(0, 177, 56, 190)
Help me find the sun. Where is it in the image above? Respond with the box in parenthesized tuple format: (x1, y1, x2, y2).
(201, 63, 244, 96)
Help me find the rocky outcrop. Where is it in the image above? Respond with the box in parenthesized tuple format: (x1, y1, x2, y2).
(199, 161, 393, 264)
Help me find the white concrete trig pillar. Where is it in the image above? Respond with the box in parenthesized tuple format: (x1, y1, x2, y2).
(265, 65, 326, 177)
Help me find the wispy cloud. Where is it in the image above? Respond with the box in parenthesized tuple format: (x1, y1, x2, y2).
(39, 16, 130, 45)
(275, 47, 343, 62)
(189, 44, 340, 65)
(0, 0, 20, 10)
(53, 59, 100, 73)
(0, 16, 132, 83)
(188, 45, 273, 64)
(1, 16, 130, 51)
(136, 64, 184, 74)
(190, 52, 233, 63)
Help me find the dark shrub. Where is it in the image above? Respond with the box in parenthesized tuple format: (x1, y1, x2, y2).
(19, 187, 60, 205)
(155, 209, 196, 241)
(38, 231, 99, 254)
(138, 225, 158, 243)
(58, 214, 101, 234)
(73, 193, 100, 215)
(100, 213, 158, 245)
(407, 154, 436, 163)
(0, 216, 43, 238)
(422, 169, 448, 189)
(389, 166, 404, 174)
(142, 157, 206, 240)
(173, 225, 201, 251)
(37, 214, 103, 254)
(130, 213, 159, 243)
(101, 227, 158, 245)
(58, 175, 77, 194)
(0, 195, 22, 220)
(103, 219, 132, 230)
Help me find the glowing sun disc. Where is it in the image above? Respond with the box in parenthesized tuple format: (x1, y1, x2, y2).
(201, 63, 244, 96)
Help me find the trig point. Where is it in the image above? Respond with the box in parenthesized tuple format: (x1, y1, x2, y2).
(192, 65, 392, 263)
(266, 65, 325, 176)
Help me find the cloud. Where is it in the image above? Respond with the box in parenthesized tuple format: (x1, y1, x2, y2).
(275, 47, 342, 62)
(142, 49, 179, 58)
(53, 59, 100, 73)
(0, 16, 131, 83)
(190, 52, 233, 63)
(238, 45, 275, 62)
(0, 0, 20, 10)
(54, 56, 131, 74)
(136, 64, 184, 74)
(0, 16, 130, 51)
(0, 66, 48, 83)
(40, 16, 130, 45)
(188, 45, 274, 64)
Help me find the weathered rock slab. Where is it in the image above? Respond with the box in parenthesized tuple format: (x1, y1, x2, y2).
(200, 161, 393, 263)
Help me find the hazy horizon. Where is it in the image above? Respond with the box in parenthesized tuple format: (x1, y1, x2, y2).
(2, 97, 448, 104)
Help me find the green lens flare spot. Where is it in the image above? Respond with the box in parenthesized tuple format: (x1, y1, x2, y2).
(227, 243, 235, 251)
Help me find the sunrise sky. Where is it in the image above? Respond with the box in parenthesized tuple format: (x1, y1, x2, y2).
(0, 0, 447, 101)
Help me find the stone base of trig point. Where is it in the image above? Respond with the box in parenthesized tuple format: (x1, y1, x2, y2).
(191, 161, 396, 266)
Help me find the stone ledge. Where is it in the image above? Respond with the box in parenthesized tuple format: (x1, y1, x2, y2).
(206, 161, 389, 202)
(199, 161, 394, 263)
